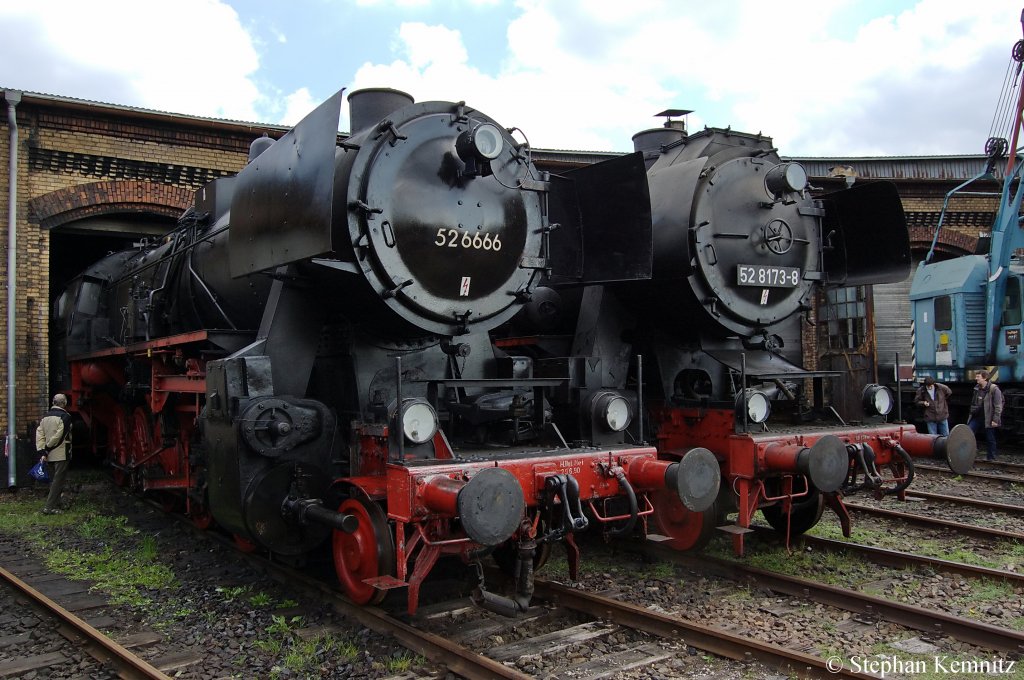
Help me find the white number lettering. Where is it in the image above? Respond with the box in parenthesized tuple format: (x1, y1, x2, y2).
(434, 228, 503, 251)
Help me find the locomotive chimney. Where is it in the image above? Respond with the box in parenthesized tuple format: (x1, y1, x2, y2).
(348, 88, 415, 133)
(632, 109, 690, 159)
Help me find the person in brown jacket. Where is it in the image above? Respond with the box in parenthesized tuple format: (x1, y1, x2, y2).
(915, 376, 952, 436)
(35, 393, 72, 514)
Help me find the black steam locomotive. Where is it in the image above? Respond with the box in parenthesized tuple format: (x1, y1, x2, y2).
(54, 89, 713, 615)
(53, 87, 971, 615)
(499, 119, 975, 553)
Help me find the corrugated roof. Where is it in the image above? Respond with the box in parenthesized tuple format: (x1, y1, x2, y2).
(783, 155, 997, 181)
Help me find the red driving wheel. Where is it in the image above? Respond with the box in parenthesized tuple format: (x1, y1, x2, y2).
(333, 496, 395, 605)
(651, 488, 720, 551)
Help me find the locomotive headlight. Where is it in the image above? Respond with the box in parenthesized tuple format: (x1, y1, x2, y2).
(594, 392, 631, 432)
(401, 399, 438, 444)
(862, 384, 894, 416)
(736, 389, 771, 424)
(456, 123, 504, 162)
(765, 162, 808, 198)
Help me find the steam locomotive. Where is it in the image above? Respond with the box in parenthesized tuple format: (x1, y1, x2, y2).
(53, 89, 714, 616)
(499, 120, 977, 553)
(53, 87, 973, 617)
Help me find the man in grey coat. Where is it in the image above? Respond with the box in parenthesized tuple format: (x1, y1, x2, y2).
(35, 394, 72, 514)
(967, 370, 1002, 461)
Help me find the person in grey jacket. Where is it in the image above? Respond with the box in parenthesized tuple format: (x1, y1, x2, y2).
(35, 393, 72, 514)
(915, 376, 952, 436)
(967, 370, 1002, 461)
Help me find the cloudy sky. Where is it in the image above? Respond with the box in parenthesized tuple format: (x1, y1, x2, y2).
(0, 0, 1019, 156)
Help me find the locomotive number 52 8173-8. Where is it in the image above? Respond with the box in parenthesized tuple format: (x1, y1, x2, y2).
(736, 264, 800, 288)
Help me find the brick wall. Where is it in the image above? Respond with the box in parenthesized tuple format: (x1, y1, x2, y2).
(0, 95, 282, 437)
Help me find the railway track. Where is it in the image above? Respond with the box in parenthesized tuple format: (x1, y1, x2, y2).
(842, 501, 1024, 541)
(0, 562, 169, 679)
(154, 490, 888, 679)
(242, 530, 877, 679)
(787, 532, 1024, 585)
(641, 542, 1024, 654)
(6, 478, 1018, 679)
(902, 489, 1024, 515)
(913, 460, 1024, 485)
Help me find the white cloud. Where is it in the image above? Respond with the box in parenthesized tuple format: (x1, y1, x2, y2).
(0, 0, 1016, 155)
(279, 87, 320, 126)
(355, 0, 431, 6)
(0, 0, 263, 121)
(395, 23, 468, 69)
(346, 0, 1017, 154)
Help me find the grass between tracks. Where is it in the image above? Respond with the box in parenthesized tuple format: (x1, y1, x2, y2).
(808, 515, 1024, 572)
(0, 474, 177, 606)
(0, 474, 426, 679)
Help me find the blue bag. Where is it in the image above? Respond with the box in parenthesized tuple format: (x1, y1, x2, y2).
(29, 461, 50, 483)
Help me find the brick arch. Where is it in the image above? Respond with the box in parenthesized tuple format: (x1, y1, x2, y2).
(908, 225, 978, 258)
(28, 180, 193, 230)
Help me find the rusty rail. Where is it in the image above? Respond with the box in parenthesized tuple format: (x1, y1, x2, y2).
(534, 579, 877, 679)
(905, 490, 1024, 514)
(842, 502, 1024, 541)
(0, 564, 170, 680)
(645, 545, 1024, 654)
(788, 533, 1024, 584)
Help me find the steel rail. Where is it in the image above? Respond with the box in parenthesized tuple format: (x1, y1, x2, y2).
(974, 458, 1024, 472)
(214, 536, 529, 680)
(136, 494, 528, 680)
(644, 545, 1024, 654)
(913, 463, 1024, 485)
(786, 533, 1024, 584)
(842, 502, 1024, 541)
(534, 579, 877, 679)
(0, 564, 171, 680)
(904, 489, 1024, 514)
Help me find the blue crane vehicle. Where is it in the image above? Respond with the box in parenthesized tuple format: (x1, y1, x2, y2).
(910, 10, 1024, 431)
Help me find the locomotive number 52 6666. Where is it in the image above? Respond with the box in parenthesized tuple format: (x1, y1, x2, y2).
(434, 228, 502, 251)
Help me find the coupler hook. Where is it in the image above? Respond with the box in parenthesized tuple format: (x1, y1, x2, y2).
(880, 444, 915, 497)
(849, 443, 882, 489)
(540, 474, 587, 542)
